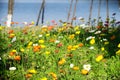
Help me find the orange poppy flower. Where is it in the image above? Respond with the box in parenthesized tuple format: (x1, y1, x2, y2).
(25, 73, 32, 78)
(9, 52, 15, 56)
(8, 34, 15, 38)
(79, 43, 84, 47)
(33, 46, 41, 52)
(66, 54, 73, 57)
(55, 50, 59, 53)
(11, 22, 15, 25)
(8, 30, 14, 34)
(110, 35, 116, 40)
(14, 56, 21, 61)
(57, 43, 63, 48)
(49, 39, 55, 42)
(48, 26, 54, 31)
(96, 26, 102, 29)
(15, 22, 19, 24)
(8, 44, 12, 47)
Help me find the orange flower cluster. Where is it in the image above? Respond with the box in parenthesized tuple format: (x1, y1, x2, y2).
(110, 35, 116, 40)
(49, 72, 57, 80)
(9, 50, 21, 61)
(9, 50, 16, 56)
(79, 43, 84, 47)
(8, 30, 14, 34)
(57, 43, 63, 48)
(33, 45, 41, 52)
(8, 30, 15, 38)
(58, 58, 66, 65)
(48, 26, 54, 31)
(14, 56, 21, 61)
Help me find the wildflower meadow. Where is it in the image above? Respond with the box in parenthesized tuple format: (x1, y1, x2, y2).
(0, 17, 120, 80)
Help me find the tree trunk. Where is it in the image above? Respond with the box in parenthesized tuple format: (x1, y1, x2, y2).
(88, 0, 93, 27)
(67, 0, 73, 23)
(36, 0, 45, 26)
(97, 0, 101, 25)
(71, 0, 78, 25)
(106, 0, 109, 19)
(7, 0, 14, 27)
(41, 0, 45, 24)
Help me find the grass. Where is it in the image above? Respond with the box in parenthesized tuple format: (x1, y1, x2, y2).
(0, 25, 120, 80)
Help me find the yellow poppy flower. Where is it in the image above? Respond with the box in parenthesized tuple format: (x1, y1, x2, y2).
(90, 38, 95, 45)
(72, 66, 79, 70)
(31, 21, 35, 25)
(39, 40, 45, 44)
(81, 69, 89, 75)
(40, 45, 46, 48)
(46, 33, 50, 37)
(101, 47, 105, 51)
(41, 77, 47, 80)
(28, 42, 33, 46)
(104, 42, 109, 45)
(69, 34, 75, 39)
(75, 31, 80, 34)
(67, 45, 73, 51)
(116, 49, 120, 55)
(96, 55, 103, 62)
(28, 69, 37, 74)
(74, 26, 79, 31)
(118, 43, 120, 48)
(20, 48, 24, 52)
(58, 58, 66, 65)
(0, 27, 3, 30)
(45, 51, 50, 55)
(62, 23, 67, 26)
(12, 49, 17, 53)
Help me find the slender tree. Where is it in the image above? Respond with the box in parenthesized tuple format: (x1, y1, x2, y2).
(119, 0, 120, 9)
(97, 0, 101, 25)
(7, 0, 14, 27)
(88, 0, 93, 26)
(67, 0, 73, 23)
(36, 0, 45, 26)
(106, 0, 109, 19)
(71, 0, 78, 25)
(41, 0, 45, 24)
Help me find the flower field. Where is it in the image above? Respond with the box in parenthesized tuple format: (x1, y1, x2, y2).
(0, 22, 120, 80)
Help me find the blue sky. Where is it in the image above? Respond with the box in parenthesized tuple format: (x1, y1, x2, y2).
(0, 0, 69, 3)
(0, 0, 120, 24)
(0, 0, 119, 6)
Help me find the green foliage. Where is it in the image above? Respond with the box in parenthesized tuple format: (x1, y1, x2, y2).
(0, 26, 120, 80)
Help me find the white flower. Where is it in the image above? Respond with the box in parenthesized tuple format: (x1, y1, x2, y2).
(39, 34, 43, 38)
(33, 43, 38, 46)
(78, 17, 84, 20)
(80, 24, 89, 29)
(9, 67, 16, 71)
(95, 31, 101, 34)
(23, 22, 28, 25)
(89, 30, 95, 33)
(86, 36, 95, 41)
(11, 36, 16, 43)
(58, 36, 63, 39)
(70, 63, 74, 68)
(55, 40, 60, 44)
(103, 38, 107, 41)
(42, 25, 47, 28)
(89, 46, 94, 50)
(83, 64, 91, 71)
(0, 57, 1, 60)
